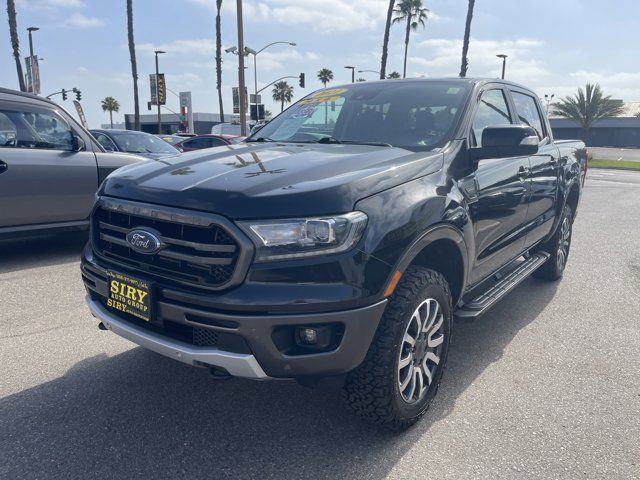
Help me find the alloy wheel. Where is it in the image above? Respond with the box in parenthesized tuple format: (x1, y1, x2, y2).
(398, 298, 445, 404)
(557, 216, 571, 271)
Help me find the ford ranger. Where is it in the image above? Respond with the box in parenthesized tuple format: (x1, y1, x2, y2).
(81, 78, 586, 429)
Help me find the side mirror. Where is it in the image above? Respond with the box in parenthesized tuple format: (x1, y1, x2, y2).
(478, 125, 539, 159)
(72, 134, 86, 152)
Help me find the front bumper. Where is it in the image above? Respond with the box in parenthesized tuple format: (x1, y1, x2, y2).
(82, 248, 387, 379)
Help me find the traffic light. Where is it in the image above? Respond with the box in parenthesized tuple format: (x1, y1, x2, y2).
(75, 90, 82, 101)
(61, 89, 67, 101)
(299, 73, 305, 88)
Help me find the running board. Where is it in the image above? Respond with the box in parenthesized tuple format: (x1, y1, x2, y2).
(455, 252, 550, 320)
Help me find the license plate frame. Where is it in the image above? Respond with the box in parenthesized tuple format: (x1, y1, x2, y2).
(106, 270, 154, 322)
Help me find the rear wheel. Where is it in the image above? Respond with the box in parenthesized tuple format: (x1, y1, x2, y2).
(343, 267, 452, 430)
(534, 205, 573, 281)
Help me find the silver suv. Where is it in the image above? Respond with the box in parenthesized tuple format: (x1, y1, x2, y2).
(0, 88, 146, 239)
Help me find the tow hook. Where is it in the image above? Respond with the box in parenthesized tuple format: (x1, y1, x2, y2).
(209, 367, 233, 380)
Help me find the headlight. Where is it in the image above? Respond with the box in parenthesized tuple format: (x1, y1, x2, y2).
(238, 212, 368, 262)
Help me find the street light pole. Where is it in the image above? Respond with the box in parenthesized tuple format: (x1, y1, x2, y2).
(496, 54, 507, 79)
(244, 41, 296, 124)
(155, 50, 165, 134)
(345, 66, 355, 83)
(358, 69, 380, 77)
(544, 94, 555, 115)
(27, 27, 39, 58)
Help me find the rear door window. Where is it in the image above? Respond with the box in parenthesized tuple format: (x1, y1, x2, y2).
(511, 91, 546, 139)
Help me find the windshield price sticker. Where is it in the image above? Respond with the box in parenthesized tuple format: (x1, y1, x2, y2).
(300, 88, 348, 106)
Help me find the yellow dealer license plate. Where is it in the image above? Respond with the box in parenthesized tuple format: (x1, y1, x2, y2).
(106, 270, 152, 322)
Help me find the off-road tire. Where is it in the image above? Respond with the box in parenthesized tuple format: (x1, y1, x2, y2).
(533, 205, 573, 281)
(343, 267, 452, 430)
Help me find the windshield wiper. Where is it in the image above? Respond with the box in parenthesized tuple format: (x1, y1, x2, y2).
(316, 136, 393, 147)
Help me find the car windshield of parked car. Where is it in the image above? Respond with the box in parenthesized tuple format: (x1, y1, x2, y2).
(249, 81, 471, 151)
(110, 132, 178, 155)
(212, 123, 242, 136)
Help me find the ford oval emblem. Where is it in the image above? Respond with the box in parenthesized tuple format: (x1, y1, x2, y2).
(126, 228, 162, 255)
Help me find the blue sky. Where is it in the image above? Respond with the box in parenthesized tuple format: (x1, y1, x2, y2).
(2, 0, 639, 128)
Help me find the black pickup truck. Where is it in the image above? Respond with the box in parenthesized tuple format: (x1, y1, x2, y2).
(81, 78, 586, 429)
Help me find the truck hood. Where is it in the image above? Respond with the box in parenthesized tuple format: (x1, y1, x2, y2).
(100, 143, 442, 219)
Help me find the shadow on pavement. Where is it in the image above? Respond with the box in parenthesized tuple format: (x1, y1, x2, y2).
(0, 278, 559, 480)
(0, 231, 88, 274)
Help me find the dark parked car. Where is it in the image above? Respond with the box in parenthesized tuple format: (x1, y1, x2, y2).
(174, 134, 234, 152)
(82, 79, 586, 429)
(0, 88, 146, 239)
(90, 129, 180, 160)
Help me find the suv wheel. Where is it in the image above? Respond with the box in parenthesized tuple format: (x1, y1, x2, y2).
(343, 267, 452, 430)
(534, 205, 573, 281)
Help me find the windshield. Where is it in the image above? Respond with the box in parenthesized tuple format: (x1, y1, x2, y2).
(158, 135, 185, 146)
(250, 81, 471, 151)
(111, 132, 179, 155)
(211, 123, 242, 135)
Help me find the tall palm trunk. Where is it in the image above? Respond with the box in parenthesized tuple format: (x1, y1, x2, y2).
(402, 15, 411, 78)
(281, 99, 284, 112)
(109, 110, 114, 129)
(459, 0, 475, 77)
(215, 0, 225, 123)
(127, 0, 140, 131)
(379, 0, 395, 80)
(7, 0, 26, 92)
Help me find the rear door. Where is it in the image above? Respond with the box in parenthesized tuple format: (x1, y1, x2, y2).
(467, 87, 531, 284)
(508, 89, 561, 248)
(0, 100, 98, 228)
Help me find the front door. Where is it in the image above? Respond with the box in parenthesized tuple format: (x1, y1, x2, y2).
(466, 88, 531, 284)
(0, 101, 98, 228)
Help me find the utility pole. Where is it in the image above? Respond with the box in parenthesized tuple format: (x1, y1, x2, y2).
(155, 50, 165, 134)
(236, 0, 247, 136)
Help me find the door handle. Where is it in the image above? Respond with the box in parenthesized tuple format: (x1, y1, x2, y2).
(517, 166, 530, 178)
(0, 161, 7, 174)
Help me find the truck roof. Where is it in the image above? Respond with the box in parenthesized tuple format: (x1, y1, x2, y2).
(0, 87, 63, 107)
(320, 77, 533, 93)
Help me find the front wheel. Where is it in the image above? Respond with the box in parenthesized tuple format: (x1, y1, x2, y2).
(534, 205, 573, 281)
(343, 267, 452, 430)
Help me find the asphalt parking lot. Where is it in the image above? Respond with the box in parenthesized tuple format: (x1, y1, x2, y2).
(1, 169, 639, 480)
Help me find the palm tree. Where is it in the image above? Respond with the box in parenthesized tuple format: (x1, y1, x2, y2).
(317, 68, 334, 124)
(379, 0, 396, 80)
(459, 0, 475, 77)
(126, 0, 140, 130)
(7, 0, 26, 92)
(317, 68, 334, 88)
(215, 0, 225, 123)
(101, 97, 120, 129)
(272, 81, 294, 112)
(552, 83, 625, 143)
(387, 71, 401, 79)
(392, 0, 429, 78)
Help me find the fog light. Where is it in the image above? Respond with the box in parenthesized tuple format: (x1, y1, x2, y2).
(297, 327, 318, 345)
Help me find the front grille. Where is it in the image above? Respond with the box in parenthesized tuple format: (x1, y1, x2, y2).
(92, 201, 245, 290)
